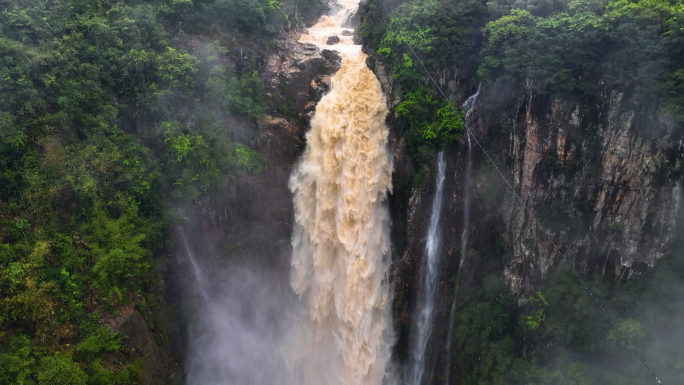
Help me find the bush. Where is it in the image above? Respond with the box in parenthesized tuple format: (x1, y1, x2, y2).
(38, 353, 87, 385)
(75, 328, 124, 361)
(0, 335, 32, 385)
(395, 88, 464, 159)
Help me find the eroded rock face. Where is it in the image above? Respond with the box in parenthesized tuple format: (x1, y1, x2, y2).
(263, 41, 341, 119)
(367, 43, 682, 295)
(498, 84, 682, 292)
(361, 22, 682, 373)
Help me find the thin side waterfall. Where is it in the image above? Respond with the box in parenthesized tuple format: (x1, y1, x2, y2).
(178, 227, 211, 306)
(408, 152, 447, 385)
(443, 87, 480, 385)
(286, 1, 394, 384)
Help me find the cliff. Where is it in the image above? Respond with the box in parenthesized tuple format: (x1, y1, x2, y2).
(358, 1, 684, 380)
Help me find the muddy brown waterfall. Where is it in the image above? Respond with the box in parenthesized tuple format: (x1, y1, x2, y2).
(287, 1, 395, 385)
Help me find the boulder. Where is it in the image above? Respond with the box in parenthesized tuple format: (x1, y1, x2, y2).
(326, 35, 340, 45)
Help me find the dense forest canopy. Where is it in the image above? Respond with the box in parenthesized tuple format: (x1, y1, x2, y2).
(365, 0, 684, 147)
(0, 0, 275, 382)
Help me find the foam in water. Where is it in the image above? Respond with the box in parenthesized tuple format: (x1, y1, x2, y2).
(408, 152, 447, 385)
(286, 2, 394, 384)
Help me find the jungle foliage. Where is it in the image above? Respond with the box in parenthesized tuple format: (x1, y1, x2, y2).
(479, 0, 684, 112)
(369, 0, 684, 128)
(451, 254, 684, 384)
(369, 0, 488, 158)
(0, 0, 279, 382)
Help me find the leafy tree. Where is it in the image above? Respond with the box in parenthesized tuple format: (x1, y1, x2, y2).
(0, 335, 32, 385)
(395, 90, 464, 152)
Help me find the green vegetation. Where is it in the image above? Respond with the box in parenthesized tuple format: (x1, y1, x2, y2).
(479, 0, 684, 111)
(363, 2, 684, 377)
(451, 259, 684, 384)
(371, 0, 490, 158)
(451, 196, 684, 382)
(0, 0, 287, 381)
(364, 0, 684, 157)
(394, 90, 464, 155)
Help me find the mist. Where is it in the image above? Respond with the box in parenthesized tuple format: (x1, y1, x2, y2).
(179, 225, 295, 385)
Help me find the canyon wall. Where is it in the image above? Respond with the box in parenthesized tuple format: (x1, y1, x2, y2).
(360, 6, 683, 379)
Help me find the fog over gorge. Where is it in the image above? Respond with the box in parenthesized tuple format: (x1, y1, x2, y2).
(0, 0, 683, 384)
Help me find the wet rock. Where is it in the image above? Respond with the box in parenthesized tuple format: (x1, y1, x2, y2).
(110, 295, 183, 385)
(302, 0, 332, 27)
(263, 40, 342, 117)
(321, 49, 342, 73)
(326, 35, 340, 45)
(498, 84, 682, 293)
(341, 30, 353, 36)
(259, 117, 303, 165)
(311, 74, 332, 101)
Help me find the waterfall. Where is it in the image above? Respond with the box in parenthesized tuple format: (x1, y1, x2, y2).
(178, 227, 211, 306)
(408, 152, 447, 385)
(286, 2, 394, 384)
(443, 87, 480, 385)
(458, 87, 479, 268)
(182, 220, 294, 385)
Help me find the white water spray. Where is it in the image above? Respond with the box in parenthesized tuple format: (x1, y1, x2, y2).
(286, 2, 394, 384)
(444, 87, 480, 385)
(182, 221, 293, 385)
(408, 152, 447, 385)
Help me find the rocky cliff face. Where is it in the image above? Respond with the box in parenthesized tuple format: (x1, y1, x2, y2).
(102, 276, 184, 385)
(182, 36, 342, 269)
(489, 84, 683, 293)
(366, 50, 683, 290)
(361, 21, 683, 379)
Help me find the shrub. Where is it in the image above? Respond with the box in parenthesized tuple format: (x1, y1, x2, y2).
(396, 89, 464, 157)
(38, 353, 87, 385)
(75, 327, 124, 361)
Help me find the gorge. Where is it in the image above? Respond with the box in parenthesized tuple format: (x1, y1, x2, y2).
(0, 0, 683, 384)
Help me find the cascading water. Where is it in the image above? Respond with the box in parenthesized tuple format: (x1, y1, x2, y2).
(183, 218, 293, 385)
(443, 87, 480, 385)
(286, 3, 394, 385)
(178, 227, 211, 306)
(458, 87, 479, 269)
(408, 152, 447, 385)
(181, 3, 394, 384)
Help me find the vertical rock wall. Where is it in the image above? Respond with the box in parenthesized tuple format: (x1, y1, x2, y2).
(364, 41, 683, 381)
(490, 84, 683, 292)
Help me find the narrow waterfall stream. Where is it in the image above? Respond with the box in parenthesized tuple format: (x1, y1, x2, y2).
(458, 86, 480, 270)
(178, 227, 211, 307)
(443, 87, 480, 385)
(287, 2, 394, 385)
(408, 152, 447, 385)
